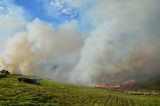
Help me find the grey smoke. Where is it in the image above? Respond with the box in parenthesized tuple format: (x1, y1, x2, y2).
(0, 20, 83, 81)
(70, 0, 160, 85)
(0, 0, 160, 86)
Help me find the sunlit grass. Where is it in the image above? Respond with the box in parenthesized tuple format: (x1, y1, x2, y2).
(0, 75, 160, 106)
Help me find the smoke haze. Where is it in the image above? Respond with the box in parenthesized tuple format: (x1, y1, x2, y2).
(0, 20, 83, 81)
(70, 0, 160, 85)
(0, 0, 160, 85)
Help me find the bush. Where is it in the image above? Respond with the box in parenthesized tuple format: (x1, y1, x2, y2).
(0, 74, 7, 78)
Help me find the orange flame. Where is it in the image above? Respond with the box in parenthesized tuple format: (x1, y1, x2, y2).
(95, 79, 136, 89)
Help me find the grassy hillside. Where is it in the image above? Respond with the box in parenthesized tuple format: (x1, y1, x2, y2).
(0, 75, 160, 106)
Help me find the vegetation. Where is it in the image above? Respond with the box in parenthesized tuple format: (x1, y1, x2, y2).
(0, 75, 160, 106)
(0, 74, 7, 78)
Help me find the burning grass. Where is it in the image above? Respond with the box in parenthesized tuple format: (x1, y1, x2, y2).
(95, 79, 136, 90)
(0, 75, 160, 106)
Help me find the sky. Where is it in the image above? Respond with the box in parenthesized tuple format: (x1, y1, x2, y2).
(0, 0, 91, 37)
(0, 0, 160, 85)
(14, 0, 79, 23)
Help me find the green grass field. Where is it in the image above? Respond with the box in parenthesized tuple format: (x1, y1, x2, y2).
(0, 75, 160, 106)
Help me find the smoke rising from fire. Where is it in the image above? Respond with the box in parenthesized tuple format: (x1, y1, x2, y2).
(0, 0, 160, 85)
(0, 19, 83, 81)
(70, 0, 160, 85)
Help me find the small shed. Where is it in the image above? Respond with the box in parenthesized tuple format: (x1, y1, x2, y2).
(18, 77, 37, 84)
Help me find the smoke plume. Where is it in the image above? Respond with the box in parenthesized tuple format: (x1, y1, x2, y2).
(0, 19, 83, 81)
(0, 0, 160, 86)
(70, 0, 160, 85)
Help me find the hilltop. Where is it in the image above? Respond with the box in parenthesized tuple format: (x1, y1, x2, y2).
(0, 75, 160, 106)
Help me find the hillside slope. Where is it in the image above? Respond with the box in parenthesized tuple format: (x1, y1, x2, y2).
(0, 75, 160, 106)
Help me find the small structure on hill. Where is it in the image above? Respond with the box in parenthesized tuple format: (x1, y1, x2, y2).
(18, 77, 37, 84)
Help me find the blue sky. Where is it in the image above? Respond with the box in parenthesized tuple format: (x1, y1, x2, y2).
(14, 0, 80, 25)
(0, 0, 93, 38)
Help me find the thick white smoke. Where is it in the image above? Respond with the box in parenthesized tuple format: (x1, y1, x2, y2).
(0, 0, 160, 86)
(0, 19, 83, 81)
(70, 0, 160, 85)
